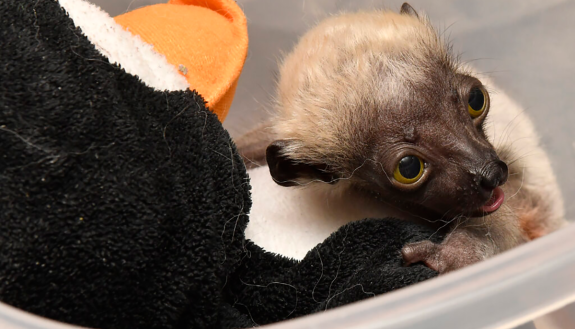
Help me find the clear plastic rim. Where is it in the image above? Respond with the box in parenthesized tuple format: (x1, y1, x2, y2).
(263, 222, 575, 329)
(2, 223, 575, 329)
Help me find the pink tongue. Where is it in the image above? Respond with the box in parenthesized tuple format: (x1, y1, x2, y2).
(481, 187, 505, 213)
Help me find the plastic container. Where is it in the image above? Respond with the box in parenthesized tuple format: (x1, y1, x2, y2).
(3, 1, 574, 329)
(2, 222, 575, 329)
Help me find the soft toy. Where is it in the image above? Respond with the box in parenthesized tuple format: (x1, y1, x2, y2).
(114, 0, 248, 122)
(0, 1, 437, 328)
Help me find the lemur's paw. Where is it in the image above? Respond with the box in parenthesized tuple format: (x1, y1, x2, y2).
(402, 239, 483, 274)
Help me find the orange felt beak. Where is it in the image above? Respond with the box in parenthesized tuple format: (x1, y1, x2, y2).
(114, 0, 248, 122)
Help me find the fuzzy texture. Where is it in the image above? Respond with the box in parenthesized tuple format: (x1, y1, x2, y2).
(0, 0, 250, 328)
(58, 0, 190, 92)
(272, 11, 454, 170)
(0, 1, 444, 328)
(240, 8, 566, 271)
(245, 166, 410, 259)
(230, 219, 439, 326)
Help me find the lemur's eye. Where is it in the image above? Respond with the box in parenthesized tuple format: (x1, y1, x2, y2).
(394, 155, 424, 184)
(468, 87, 487, 118)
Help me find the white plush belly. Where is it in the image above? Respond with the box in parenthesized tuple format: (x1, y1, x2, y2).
(245, 166, 404, 260)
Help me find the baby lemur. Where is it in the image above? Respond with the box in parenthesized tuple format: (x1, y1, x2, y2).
(236, 3, 566, 273)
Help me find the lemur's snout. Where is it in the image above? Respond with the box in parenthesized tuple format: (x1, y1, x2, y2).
(479, 160, 508, 192)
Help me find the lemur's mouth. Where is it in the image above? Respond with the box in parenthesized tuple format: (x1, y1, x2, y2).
(480, 186, 505, 214)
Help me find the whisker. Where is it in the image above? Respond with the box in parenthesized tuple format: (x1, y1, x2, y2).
(507, 166, 526, 201)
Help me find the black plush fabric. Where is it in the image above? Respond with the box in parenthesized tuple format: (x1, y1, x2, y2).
(0, 0, 438, 328)
(0, 1, 250, 328)
(226, 219, 439, 326)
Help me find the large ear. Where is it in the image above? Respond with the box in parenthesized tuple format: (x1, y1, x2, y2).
(400, 3, 419, 18)
(266, 140, 337, 187)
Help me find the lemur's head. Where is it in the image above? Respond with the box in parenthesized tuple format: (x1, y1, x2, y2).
(266, 3, 508, 219)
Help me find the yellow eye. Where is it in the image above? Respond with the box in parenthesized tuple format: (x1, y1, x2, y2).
(468, 87, 487, 118)
(394, 155, 424, 184)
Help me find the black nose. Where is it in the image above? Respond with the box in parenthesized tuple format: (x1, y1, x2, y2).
(480, 160, 508, 191)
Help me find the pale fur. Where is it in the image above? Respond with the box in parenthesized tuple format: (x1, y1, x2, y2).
(244, 9, 566, 261)
(273, 11, 450, 171)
